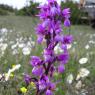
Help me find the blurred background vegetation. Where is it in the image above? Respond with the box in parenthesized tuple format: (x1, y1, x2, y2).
(0, 1, 88, 25)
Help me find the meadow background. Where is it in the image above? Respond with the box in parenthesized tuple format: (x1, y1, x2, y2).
(0, 1, 95, 95)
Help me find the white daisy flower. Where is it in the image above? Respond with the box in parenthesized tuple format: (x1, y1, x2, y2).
(22, 47, 31, 55)
(76, 68, 90, 80)
(18, 43, 25, 48)
(79, 58, 88, 64)
(1, 28, 8, 33)
(73, 41, 77, 45)
(89, 40, 95, 44)
(11, 44, 17, 49)
(85, 44, 90, 50)
(0, 43, 8, 51)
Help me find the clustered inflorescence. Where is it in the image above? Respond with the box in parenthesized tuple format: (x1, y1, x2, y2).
(24, 0, 73, 95)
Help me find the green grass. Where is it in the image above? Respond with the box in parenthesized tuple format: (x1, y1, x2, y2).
(0, 15, 95, 95)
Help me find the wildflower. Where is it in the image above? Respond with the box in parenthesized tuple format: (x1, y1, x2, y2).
(85, 44, 90, 50)
(64, 19, 71, 27)
(46, 89, 53, 95)
(50, 5, 60, 16)
(62, 8, 70, 18)
(0, 43, 8, 51)
(63, 35, 73, 44)
(32, 66, 44, 76)
(5, 64, 21, 81)
(25, 0, 72, 94)
(75, 81, 82, 89)
(58, 64, 65, 73)
(1, 28, 8, 33)
(18, 43, 24, 48)
(39, 80, 47, 90)
(5, 70, 11, 81)
(43, 48, 54, 63)
(22, 47, 31, 55)
(20, 87, 27, 93)
(79, 58, 88, 64)
(76, 68, 90, 80)
(89, 40, 95, 44)
(36, 24, 46, 35)
(54, 35, 64, 42)
(73, 41, 77, 45)
(57, 53, 69, 64)
(30, 56, 42, 66)
(5, 73, 14, 78)
(67, 74, 74, 84)
(11, 64, 21, 72)
(11, 44, 17, 49)
(24, 74, 34, 85)
(37, 35, 44, 44)
(62, 8, 71, 27)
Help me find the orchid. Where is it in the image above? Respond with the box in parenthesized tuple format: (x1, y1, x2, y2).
(24, 0, 72, 95)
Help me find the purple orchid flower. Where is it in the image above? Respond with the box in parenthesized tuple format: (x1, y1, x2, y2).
(36, 24, 46, 35)
(38, 79, 47, 90)
(64, 18, 71, 27)
(63, 35, 73, 44)
(62, 8, 70, 18)
(32, 66, 44, 76)
(57, 53, 69, 64)
(37, 35, 44, 44)
(55, 34, 64, 42)
(46, 89, 53, 95)
(30, 56, 42, 66)
(58, 64, 65, 73)
(24, 74, 32, 85)
(24, 0, 72, 95)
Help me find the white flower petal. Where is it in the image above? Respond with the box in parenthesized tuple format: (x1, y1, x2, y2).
(75, 81, 82, 89)
(67, 74, 74, 84)
(85, 44, 90, 50)
(79, 58, 88, 64)
(22, 47, 31, 55)
(67, 44, 72, 49)
(76, 68, 90, 80)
